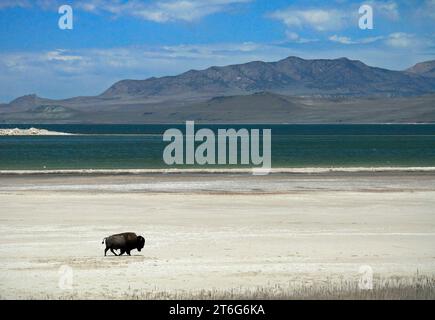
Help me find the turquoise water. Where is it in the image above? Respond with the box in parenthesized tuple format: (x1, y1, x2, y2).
(1, 124, 435, 170)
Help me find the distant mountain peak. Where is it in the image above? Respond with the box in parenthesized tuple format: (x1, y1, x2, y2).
(100, 55, 435, 100)
(406, 60, 435, 77)
(277, 56, 305, 62)
(9, 94, 40, 106)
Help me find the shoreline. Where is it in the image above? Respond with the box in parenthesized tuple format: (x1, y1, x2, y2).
(1, 122, 435, 125)
(1, 170, 435, 194)
(2, 166, 435, 175)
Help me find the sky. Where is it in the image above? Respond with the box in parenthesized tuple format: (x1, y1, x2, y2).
(0, 0, 434, 102)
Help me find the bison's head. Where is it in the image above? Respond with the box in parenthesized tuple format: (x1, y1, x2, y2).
(137, 236, 145, 251)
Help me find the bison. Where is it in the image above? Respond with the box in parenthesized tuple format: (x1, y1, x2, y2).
(102, 232, 145, 256)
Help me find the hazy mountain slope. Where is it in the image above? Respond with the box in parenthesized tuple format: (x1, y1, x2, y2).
(7, 94, 55, 112)
(2, 92, 435, 124)
(406, 60, 435, 78)
(148, 93, 435, 124)
(161, 92, 307, 122)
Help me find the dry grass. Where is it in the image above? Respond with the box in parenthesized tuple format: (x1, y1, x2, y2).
(40, 274, 435, 300)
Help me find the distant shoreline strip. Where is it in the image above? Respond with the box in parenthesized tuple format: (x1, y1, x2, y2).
(2, 167, 435, 175)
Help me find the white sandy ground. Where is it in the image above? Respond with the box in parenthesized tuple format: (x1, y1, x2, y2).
(0, 174, 435, 299)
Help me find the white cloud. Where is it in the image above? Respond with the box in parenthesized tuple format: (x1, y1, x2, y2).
(329, 35, 384, 45)
(285, 31, 318, 43)
(268, 2, 404, 38)
(0, 0, 251, 22)
(0, 0, 65, 10)
(269, 8, 348, 31)
(417, 0, 435, 20)
(1, 49, 90, 78)
(76, 0, 252, 23)
(364, 1, 400, 20)
(0, 0, 30, 9)
(385, 32, 416, 48)
(285, 31, 299, 41)
(45, 49, 83, 62)
(329, 32, 429, 49)
(329, 35, 354, 44)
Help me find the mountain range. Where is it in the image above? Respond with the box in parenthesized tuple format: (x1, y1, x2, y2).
(1, 56, 435, 123)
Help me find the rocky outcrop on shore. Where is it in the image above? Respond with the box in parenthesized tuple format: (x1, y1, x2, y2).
(0, 127, 72, 135)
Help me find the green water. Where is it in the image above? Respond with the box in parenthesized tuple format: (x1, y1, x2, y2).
(1, 124, 435, 170)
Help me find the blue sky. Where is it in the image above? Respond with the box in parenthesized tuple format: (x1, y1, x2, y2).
(0, 0, 434, 102)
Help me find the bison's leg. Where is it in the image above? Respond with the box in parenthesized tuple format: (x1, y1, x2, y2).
(110, 248, 118, 256)
(104, 247, 109, 256)
(119, 249, 125, 256)
(126, 250, 131, 256)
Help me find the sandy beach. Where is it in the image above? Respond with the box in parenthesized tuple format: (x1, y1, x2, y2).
(0, 172, 435, 299)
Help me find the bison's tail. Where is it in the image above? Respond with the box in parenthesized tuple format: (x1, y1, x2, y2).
(102, 237, 106, 245)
